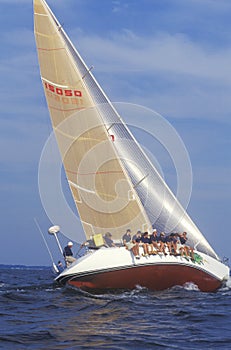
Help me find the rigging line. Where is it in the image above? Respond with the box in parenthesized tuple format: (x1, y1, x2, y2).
(82, 66, 94, 80)
(34, 217, 56, 264)
(106, 123, 116, 132)
(58, 23, 64, 32)
(133, 174, 149, 189)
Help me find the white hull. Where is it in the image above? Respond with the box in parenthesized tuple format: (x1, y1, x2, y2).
(55, 247, 229, 292)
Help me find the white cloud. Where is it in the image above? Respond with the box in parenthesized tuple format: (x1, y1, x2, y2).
(69, 29, 231, 121)
(74, 30, 231, 83)
(186, 0, 231, 11)
(0, 0, 28, 3)
(112, 0, 129, 13)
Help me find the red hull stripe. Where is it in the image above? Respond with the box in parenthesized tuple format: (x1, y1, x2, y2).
(58, 263, 222, 292)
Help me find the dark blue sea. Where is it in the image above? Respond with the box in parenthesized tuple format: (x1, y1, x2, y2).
(0, 265, 231, 350)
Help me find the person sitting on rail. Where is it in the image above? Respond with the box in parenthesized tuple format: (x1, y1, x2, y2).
(104, 232, 116, 247)
(168, 233, 179, 255)
(132, 230, 142, 243)
(178, 232, 194, 259)
(164, 234, 171, 254)
(158, 232, 167, 255)
(178, 232, 188, 257)
(140, 231, 151, 256)
(122, 229, 140, 259)
(132, 230, 142, 258)
(122, 229, 132, 246)
(149, 229, 159, 254)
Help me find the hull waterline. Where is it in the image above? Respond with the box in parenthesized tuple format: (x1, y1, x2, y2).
(66, 264, 222, 293)
(55, 248, 229, 293)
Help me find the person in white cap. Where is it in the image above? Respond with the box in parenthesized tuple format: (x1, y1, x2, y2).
(63, 241, 76, 267)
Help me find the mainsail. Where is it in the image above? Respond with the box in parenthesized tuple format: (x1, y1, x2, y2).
(34, 0, 218, 259)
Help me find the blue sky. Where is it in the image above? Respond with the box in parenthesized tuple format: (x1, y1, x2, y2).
(0, 0, 230, 266)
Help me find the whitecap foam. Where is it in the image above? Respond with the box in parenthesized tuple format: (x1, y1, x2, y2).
(219, 276, 231, 292)
(226, 276, 231, 289)
(183, 282, 200, 291)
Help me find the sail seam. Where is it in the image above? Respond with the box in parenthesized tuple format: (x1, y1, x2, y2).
(34, 12, 48, 17)
(49, 106, 84, 112)
(37, 47, 65, 51)
(67, 169, 123, 176)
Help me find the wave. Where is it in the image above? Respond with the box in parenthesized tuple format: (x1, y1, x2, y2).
(218, 276, 231, 293)
(226, 276, 231, 288)
(0, 264, 50, 270)
(182, 282, 200, 291)
(0, 330, 55, 345)
(63, 281, 204, 303)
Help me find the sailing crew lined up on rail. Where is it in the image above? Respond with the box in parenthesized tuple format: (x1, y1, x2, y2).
(122, 229, 194, 260)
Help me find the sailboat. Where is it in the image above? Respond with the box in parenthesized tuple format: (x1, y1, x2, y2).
(34, 0, 229, 292)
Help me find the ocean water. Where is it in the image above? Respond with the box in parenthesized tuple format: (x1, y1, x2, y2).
(0, 265, 231, 350)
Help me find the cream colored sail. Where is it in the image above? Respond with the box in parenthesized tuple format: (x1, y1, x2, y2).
(34, 0, 218, 259)
(34, 0, 151, 241)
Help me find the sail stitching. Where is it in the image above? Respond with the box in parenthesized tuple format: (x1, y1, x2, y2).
(37, 47, 65, 51)
(49, 106, 84, 112)
(67, 169, 123, 176)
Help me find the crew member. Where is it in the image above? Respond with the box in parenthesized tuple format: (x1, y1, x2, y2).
(63, 241, 76, 267)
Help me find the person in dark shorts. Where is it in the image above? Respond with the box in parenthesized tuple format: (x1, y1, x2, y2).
(178, 232, 194, 259)
(149, 229, 159, 254)
(122, 229, 140, 259)
(141, 231, 151, 256)
(158, 232, 167, 255)
(167, 233, 179, 255)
